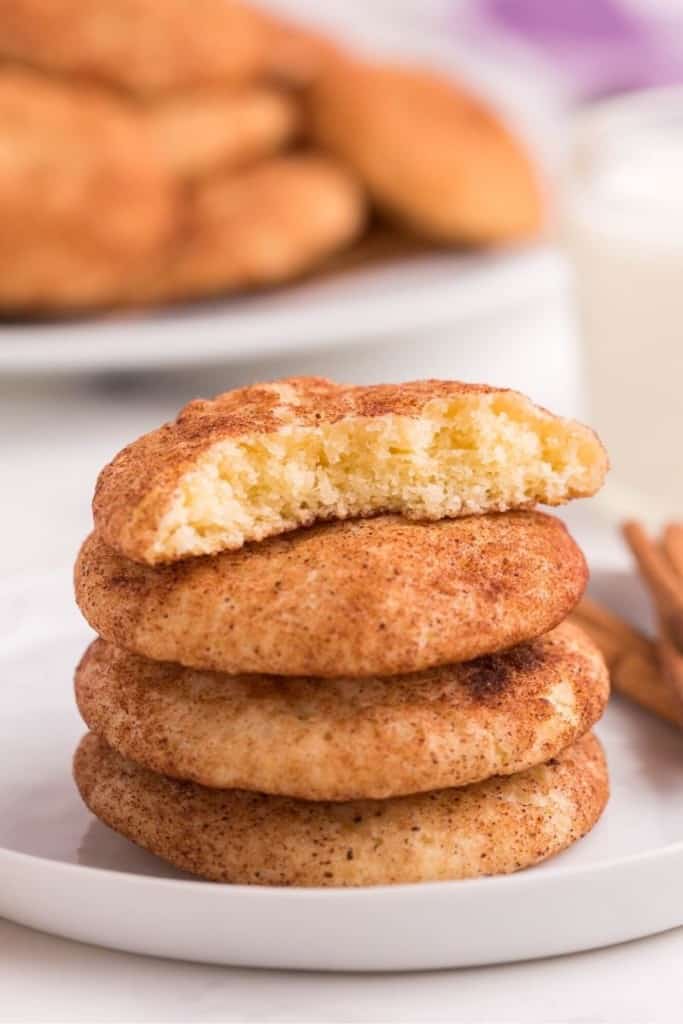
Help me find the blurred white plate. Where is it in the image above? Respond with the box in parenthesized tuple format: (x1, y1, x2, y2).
(1, 568, 682, 971)
(0, 246, 564, 374)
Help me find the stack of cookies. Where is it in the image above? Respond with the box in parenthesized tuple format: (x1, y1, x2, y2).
(74, 378, 611, 886)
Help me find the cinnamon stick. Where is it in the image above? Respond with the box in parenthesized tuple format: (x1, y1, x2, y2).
(571, 598, 683, 727)
(622, 521, 683, 706)
(573, 595, 652, 660)
(622, 521, 683, 625)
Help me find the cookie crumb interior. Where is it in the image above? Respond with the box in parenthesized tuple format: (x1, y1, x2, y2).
(150, 392, 604, 561)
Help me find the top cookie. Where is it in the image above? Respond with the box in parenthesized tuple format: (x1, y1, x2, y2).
(93, 377, 608, 564)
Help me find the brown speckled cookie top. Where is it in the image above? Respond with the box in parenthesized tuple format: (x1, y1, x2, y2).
(76, 511, 588, 678)
(73, 731, 609, 886)
(74, 621, 609, 800)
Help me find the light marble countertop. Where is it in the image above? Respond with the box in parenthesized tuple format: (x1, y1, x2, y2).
(0, 913, 681, 1024)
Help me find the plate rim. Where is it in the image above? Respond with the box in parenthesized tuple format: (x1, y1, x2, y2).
(0, 246, 565, 374)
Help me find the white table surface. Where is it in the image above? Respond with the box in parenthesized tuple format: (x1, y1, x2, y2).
(0, 914, 681, 1024)
(1, 344, 682, 1023)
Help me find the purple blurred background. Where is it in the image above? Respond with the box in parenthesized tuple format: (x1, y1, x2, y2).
(462, 0, 683, 99)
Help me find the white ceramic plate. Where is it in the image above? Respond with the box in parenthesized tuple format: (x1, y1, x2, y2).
(1, 569, 682, 971)
(0, 246, 563, 375)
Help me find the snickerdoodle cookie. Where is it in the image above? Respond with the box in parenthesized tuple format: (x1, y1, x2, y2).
(74, 623, 608, 800)
(76, 512, 587, 677)
(128, 156, 365, 305)
(73, 731, 609, 885)
(92, 377, 608, 564)
(308, 57, 542, 244)
(146, 86, 300, 180)
(0, 0, 312, 95)
(0, 67, 176, 312)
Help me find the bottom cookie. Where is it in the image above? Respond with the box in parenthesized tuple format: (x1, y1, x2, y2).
(74, 732, 608, 887)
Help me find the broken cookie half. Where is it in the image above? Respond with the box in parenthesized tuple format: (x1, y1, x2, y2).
(93, 376, 608, 565)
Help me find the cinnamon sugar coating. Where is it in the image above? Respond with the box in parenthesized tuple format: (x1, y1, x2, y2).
(128, 156, 365, 305)
(0, 0, 315, 95)
(146, 86, 301, 181)
(74, 622, 608, 800)
(0, 67, 176, 311)
(308, 57, 542, 244)
(77, 512, 588, 677)
(73, 731, 609, 885)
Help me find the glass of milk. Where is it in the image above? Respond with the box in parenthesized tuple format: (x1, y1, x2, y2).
(565, 87, 683, 526)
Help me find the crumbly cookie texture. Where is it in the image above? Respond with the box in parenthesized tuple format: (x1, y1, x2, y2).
(93, 377, 608, 565)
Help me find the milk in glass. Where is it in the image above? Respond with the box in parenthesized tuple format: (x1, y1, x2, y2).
(566, 89, 683, 524)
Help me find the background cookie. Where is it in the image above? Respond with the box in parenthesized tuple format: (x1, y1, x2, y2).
(0, 67, 176, 311)
(77, 512, 588, 677)
(130, 155, 365, 303)
(75, 623, 608, 800)
(146, 86, 300, 180)
(74, 732, 609, 885)
(308, 57, 542, 244)
(0, 0, 296, 96)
